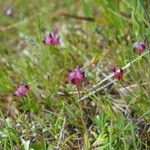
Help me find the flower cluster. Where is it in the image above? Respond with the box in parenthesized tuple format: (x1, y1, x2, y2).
(111, 66, 123, 80)
(3, 6, 14, 17)
(43, 31, 60, 46)
(13, 84, 29, 97)
(68, 66, 85, 85)
(133, 40, 146, 54)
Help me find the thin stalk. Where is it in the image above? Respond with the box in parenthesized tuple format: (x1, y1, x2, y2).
(142, 55, 149, 64)
(77, 85, 81, 99)
(120, 82, 135, 97)
(76, 85, 90, 150)
(56, 116, 66, 150)
(61, 13, 95, 22)
(140, 0, 150, 24)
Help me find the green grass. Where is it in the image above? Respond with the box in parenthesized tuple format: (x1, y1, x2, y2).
(0, 0, 150, 149)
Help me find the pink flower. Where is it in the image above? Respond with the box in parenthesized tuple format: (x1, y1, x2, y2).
(111, 66, 123, 80)
(111, 66, 116, 72)
(3, 6, 14, 17)
(133, 40, 146, 54)
(43, 31, 60, 46)
(13, 84, 29, 97)
(114, 69, 123, 80)
(68, 66, 85, 85)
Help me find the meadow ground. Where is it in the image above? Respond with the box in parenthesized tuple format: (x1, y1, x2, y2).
(0, 0, 150, 149)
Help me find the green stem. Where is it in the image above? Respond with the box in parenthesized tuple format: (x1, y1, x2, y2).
(120, 82, 135, 97)
(76, 85, 90, 150)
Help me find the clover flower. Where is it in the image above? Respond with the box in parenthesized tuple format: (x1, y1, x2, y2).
(43, 31, 60, 45)
(68, 66, 85, 85)
(111, 66, 123, 80)
(13, 84, 29, 97)
(133, 40, 146, 54)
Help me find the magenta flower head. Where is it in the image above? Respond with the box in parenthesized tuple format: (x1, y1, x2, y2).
(68, 66, 85, 85)
(111, 66, 123, 80)
(111, 66, 116, 72)
(43, 30, 60, 46)
(13, 84, 29, 97)
(133, 40, 146, 54)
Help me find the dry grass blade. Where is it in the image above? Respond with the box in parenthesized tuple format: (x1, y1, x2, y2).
(118, 82, 150, 95)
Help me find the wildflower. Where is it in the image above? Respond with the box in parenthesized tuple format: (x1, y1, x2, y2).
(111, 66, 116, 72)
(43, 31, 60, 45)
(111, 66, 123, 80)
(13, 84, 29, 97)
(133, 40, 146, 54)
(3, 6, 14, 17)
(68, 66, 85, 85)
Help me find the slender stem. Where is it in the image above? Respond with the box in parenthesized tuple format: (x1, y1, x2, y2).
(56, 116, 66, 150)
(120, 82, 135, 97)
(140, 0, 150, 24)
(77, 85, 81, 99)
(142, 56, 149, 64)
(76, 85, 90, 149)
(61, 13, 95, 22)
